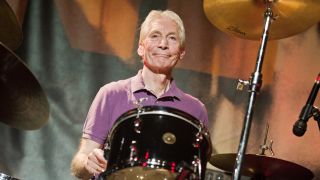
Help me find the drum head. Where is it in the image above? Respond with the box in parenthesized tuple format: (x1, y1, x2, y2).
(106, 167, 177, 180)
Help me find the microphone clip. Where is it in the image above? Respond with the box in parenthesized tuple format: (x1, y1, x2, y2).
(293, 105, 319, 137)
(312, 107, 320, 133)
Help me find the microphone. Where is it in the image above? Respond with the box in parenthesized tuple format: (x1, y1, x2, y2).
(293, 73, 320, 137)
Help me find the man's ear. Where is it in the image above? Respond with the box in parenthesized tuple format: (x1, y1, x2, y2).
(179, 49, 186, 60)
(137, 44, 144, 56)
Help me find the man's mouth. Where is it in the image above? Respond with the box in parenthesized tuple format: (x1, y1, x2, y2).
(154, 53, 170, 58)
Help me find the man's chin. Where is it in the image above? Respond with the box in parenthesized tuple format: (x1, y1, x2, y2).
(146, 66, 171, 75)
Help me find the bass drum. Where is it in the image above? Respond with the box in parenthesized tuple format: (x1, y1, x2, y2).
(0, 173, 19, 180)
(103, 106, 212, 180)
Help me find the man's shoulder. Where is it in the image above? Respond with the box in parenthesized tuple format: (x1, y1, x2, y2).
(179, 91, 205, 106)
(100, 76, 133, 93)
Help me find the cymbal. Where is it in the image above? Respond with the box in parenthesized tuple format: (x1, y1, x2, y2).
(203, 0, 320, 40)
(0, 0, 23, 50)
(210, 153, 314, 179)
(0, 42, 49, 130)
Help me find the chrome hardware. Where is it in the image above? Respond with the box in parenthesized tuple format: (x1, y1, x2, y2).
(129, 140, 138, 164)
(134, 118, 142, 134)
(237, 79, 250, 91)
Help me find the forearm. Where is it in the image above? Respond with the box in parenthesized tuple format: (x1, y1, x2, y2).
(71, 152, 93, 180)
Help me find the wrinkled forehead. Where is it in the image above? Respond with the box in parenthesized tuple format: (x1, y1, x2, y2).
(147, 17, 180, 36)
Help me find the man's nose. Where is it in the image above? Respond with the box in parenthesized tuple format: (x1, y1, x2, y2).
(158, 37, 168, 49)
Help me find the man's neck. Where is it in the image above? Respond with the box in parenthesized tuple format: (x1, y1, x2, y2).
(142, 67, 171, 97)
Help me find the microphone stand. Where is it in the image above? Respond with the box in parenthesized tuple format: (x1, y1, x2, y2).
(232, 6, 273, 180)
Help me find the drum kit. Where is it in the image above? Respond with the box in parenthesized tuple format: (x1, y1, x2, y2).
(0, 0, 320, 180)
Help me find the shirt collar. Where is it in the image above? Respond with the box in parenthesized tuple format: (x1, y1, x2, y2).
(131, 70, 145, 92)
(131, 70, 182, 100)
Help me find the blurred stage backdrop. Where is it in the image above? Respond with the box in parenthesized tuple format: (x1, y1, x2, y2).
(0, 0, 319, 179)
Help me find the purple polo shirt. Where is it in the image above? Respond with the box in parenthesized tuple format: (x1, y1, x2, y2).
(83, 70, 209, 145)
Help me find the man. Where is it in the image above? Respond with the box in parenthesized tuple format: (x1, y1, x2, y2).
(71, 10, 209, 179)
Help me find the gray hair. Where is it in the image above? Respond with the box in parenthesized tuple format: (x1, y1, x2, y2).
(139, 10, 186, 48)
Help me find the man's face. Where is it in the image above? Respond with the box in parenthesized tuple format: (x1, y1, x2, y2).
(138, 17, 185, 74)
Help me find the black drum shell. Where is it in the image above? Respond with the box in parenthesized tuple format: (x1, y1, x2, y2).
(105, 106, 212, 179)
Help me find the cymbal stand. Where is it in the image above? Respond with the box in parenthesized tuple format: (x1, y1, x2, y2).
(232, 5, 274, 180)
(258, 123, 274, 156)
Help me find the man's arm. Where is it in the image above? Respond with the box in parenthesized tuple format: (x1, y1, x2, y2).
(71, 138, 107, 179)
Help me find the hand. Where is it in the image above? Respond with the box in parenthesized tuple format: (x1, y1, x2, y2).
(85, 148, 108, 176)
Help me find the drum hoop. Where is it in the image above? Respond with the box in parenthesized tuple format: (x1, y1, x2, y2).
(120, 110, 198, 127)
(107, 106, 209, 142)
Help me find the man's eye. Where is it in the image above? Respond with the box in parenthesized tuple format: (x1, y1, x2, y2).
(169, 36, 177, 41)
(151, 34, 159, 38)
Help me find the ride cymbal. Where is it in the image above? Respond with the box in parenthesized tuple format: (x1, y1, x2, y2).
(0, 0, 23, 50)
(0, 42, 49, 130)
(210, 153, 314, 179)
(203, 0, 320, 40)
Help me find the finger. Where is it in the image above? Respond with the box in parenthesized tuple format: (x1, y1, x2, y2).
(86, 159, 105, 174)
(86, 149, 107, 174)
(93, 149, 108, 164)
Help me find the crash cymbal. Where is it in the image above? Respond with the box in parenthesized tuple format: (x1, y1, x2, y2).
(0, 0, 23, 50)
(203, 0, 320, 40)
(0, 42, 49, 130)
(210, 153, 314, 179)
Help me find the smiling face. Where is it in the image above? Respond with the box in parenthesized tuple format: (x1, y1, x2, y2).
(137, 17, 185, 74)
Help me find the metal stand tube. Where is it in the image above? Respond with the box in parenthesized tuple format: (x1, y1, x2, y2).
(232, 8, 273, 180)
